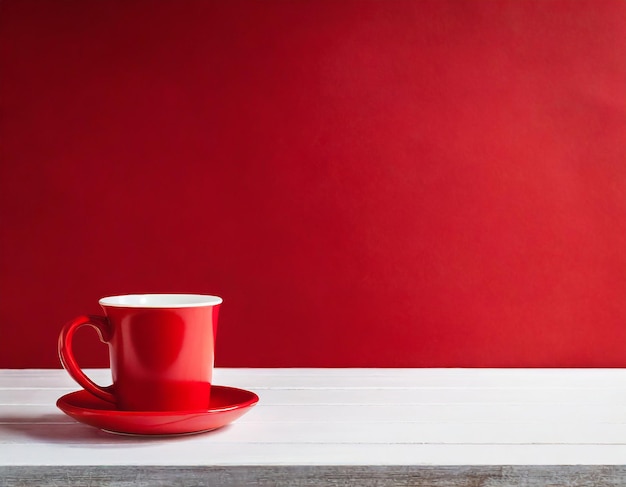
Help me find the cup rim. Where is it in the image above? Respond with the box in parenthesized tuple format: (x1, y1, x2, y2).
(99, 294, 223, 308)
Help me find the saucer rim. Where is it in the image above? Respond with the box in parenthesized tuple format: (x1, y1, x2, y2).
(56, 385, 259, 417)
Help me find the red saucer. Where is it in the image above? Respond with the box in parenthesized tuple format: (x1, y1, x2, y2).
(57, 385, 259, 436)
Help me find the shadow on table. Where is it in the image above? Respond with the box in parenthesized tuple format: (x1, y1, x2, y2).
(0, 414, 232, 446)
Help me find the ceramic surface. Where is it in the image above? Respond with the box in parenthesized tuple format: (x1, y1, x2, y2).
(57, 385, 258, 435)
(58, 294, 222, 411)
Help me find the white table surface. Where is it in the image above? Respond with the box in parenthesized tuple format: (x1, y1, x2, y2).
(1, 368, 626, 486)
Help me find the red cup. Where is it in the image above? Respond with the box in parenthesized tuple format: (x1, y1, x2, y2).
(58, 294, 222, 412)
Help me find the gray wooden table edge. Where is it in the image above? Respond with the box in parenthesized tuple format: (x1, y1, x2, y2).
(2, 465, 626, 487)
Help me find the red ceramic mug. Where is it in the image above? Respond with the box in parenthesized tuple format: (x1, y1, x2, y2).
(58, 294, 222, 412)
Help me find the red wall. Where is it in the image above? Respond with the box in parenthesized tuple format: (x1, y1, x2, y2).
(1, 0, 625, 368)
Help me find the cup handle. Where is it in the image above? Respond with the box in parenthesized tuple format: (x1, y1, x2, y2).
(58, 315, 116, 404)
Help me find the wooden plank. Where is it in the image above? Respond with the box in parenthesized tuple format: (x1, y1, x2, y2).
(2, 402, 626, 424)
(3, 368, 626, 389)
(3, 386, 626, 406)
(2, 420, 626, 445)
(2, 465, 626, 487)
(2, 443, 626, 466)
(214, 368, 626, 390)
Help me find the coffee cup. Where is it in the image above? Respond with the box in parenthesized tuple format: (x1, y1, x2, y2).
(58, 294, 222, 412)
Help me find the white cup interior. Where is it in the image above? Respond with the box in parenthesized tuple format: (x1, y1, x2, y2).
(99, 294, 222, 308)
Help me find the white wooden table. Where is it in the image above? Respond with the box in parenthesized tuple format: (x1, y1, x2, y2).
(1, 368, 626, 486)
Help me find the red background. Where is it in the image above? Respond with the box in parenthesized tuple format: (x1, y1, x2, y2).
(1, 0, 625, 368)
